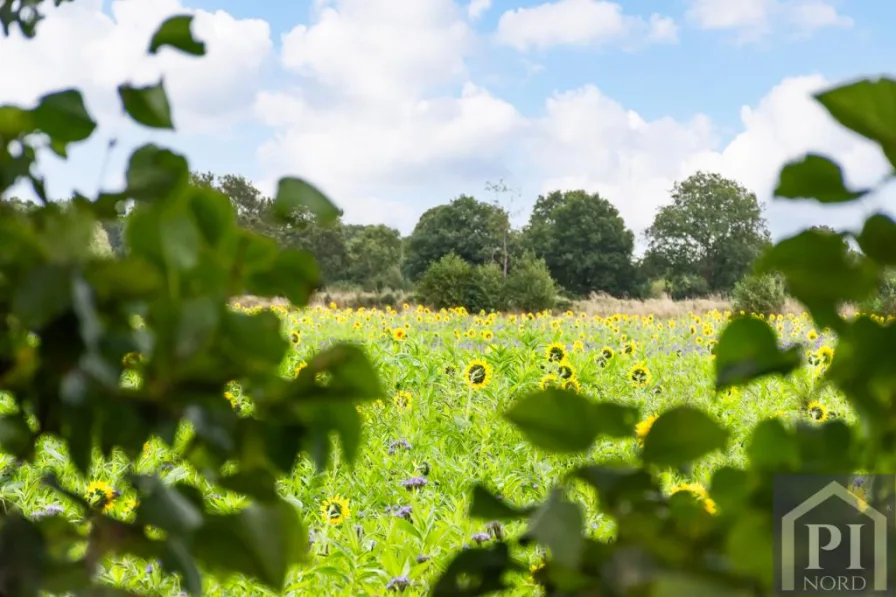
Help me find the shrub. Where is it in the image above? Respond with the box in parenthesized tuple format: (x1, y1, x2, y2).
(503, 252, 557, 312)
(668, 273, 710, 300)
(731, 272, 786, 316)
(416, 254, 509, 312)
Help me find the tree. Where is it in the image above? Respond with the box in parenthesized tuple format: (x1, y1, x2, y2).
(344, 224, 404, 290)
(485, 178, 524, 279)
(403, 195, 507, 281)
(522, 189, 639, 298)
(643, 171, 770, 296)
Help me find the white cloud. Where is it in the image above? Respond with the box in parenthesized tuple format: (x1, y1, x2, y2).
(686, 0, 852, 41)
(494, 0, 678, 51)
(0, 0, 273, 133)
(467, 0, 492, 20)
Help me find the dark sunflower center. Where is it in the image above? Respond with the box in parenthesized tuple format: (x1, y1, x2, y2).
(558, 366, 572, 380)
(328, 504, 343, 518)
(549, 348, 564, 362)
(468, 365, 486, 384)
(631, 369, 647, 383)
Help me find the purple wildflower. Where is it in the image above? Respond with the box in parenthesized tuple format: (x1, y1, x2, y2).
(386, 575, 411, 592)
(401, 477, 427, 490)
(471, 532, 491, 544)
(388, 439, 412, 455)
(393, 505, 413, 520)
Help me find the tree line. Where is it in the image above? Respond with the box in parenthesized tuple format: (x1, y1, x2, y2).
(4, 169, 774, 308)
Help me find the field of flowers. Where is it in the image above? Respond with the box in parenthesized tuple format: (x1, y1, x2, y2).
(0, 303, 849, 596)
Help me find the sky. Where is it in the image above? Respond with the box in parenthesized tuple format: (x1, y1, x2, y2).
(2, 0, 895, 250)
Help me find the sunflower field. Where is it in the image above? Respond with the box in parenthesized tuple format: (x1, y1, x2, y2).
(0, 302, 860, 595)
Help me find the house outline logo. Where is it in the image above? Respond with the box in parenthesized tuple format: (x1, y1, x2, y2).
(781, 480, 888, 591)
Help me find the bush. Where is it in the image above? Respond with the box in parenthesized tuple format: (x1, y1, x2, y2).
(504, 252, 557, 312)
(860, 268, 896, 315)
(668, 273, 710, 300)
(416, 254, 508, 312)
(731, 272, 786, 316)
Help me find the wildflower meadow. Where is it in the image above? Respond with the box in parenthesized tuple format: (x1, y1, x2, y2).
(0, 302, 858, 595)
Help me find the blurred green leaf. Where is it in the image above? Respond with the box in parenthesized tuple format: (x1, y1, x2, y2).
(274, 177, 340, 225)
(217, 469, 280, 503)
(814, 78, 896, 167)
(856, 213, 896, 265)
(149, 15, 206, 56)
(573, 465, 658, 512)
(0, 105, 35, 137)
(468, 484, 532, 521)
(303, 343, 382, 401)
(0, 513, 48, 597)
(726, 512, 775, 588)
(527, 488, 584, 568)
(118, 80, 174, 129)
(161, 538, 203, 595)
(432, 542, 518, 596)
(247, 249, 320, 307)
(42, 560, 92, 594)
(125, 144, 189, 201)
(132, 476, 204, 536)
(504, 389, 613, 453)
(747, 419, 800, 471)
(12, 264, 72, 329)
(160, 208, 201, 271)
(188, 186, 236, 247)
(714, 317, 802, 389)
(193, 499, 307, 591)
(221, 310, 288, 374)
(757, 228, 879, 306)
(651, 574, 752, 597)
(774, 154, 867, 203)
(709, 466, 752, 513)
(33, 89, 96, 143)
(84, 258, 163, 300)
(642, 406, 728, 467)
(0, 412, 35, 460)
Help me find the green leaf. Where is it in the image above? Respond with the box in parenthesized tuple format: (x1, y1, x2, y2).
(193, 499, 307, 591)
(217, 469, 280, 503)
(652, 574, 752, 597)
(132, 476, 204, 536)
(774, 154, 867, 203)
(709, 466, 751, 513)
(746, 419, 800, 471)
(468, 484, 532, 521)
(573, 465, 658, 512)
(84, 258, 163, 300)
(432, 543, 518, 596)
(814, 78, 896, 167)
(757, 228, 879, 306)
(118, 80, 174, 129)
(161, 538, 203, 595)
(725, 512, 775, 587)
(221, 310, 289, 375)
(0, 412, 35, 460)
(160, 209, 201, 271)
(13, 264, 73, 329)
(303, 343, 382, 401)
(246, 249, 320, 307)
(274, 177, 340, 225)
(0, 105, 35, 137)
(125, 144, 189, 201)
(188, 186, 236, 247)
(527, 488, 584, 568)
(714, 317, 802, 389)
(149, 15, 206, 56)
(504, 389, 613, 454)
(857, 213, 896, 265)
(641, 406, 728, 467)
(33, 89, 96, 143)
(591, 402, 640, 438)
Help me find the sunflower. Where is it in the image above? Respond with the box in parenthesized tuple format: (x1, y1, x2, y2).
(545, 342, 567, 363)
(562, 378, 581, 392)
(289, 331, 300, 345)
(394, 391, 412, 411)
(320, 495, 350, 525)
(539, 374, 559, 390)
(86, 480, 118, 513)
(807, 400, 828, 422)
(597, 346, 615, 367)
(482, 329, 494, 341)
(635, 414, 658, 447)
(627, 363, 651, 388)
(392, 327, 407, 341)
(622, 341, 637, 356)
(464, 359, 492, 390)
(816, 345, 834, 366)
(807, 329, 819, 341)
(670, 482, 717, 515)
(557, 361, 575, 380)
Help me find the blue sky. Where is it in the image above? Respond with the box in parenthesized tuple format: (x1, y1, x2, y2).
(4, 0, 895, 244)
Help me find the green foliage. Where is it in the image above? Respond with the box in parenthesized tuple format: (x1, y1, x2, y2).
(430, 74, 896, 596)
(523, 189, 640, 298)
(0, 9, 381, 596)
(731, 272, 787, 316)
(503, 252, 557, 312)
(403, 195, 507, 282)
(667, 272, 710, 300)
(644, 172, 771, 295)
(860, 267, 896, 315)
(415, 253, 506, 312)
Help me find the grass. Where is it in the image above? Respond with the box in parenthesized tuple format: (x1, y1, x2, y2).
(0, 304, 847, 595)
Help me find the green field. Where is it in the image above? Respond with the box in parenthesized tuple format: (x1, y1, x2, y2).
(1, 303, 848, 595)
